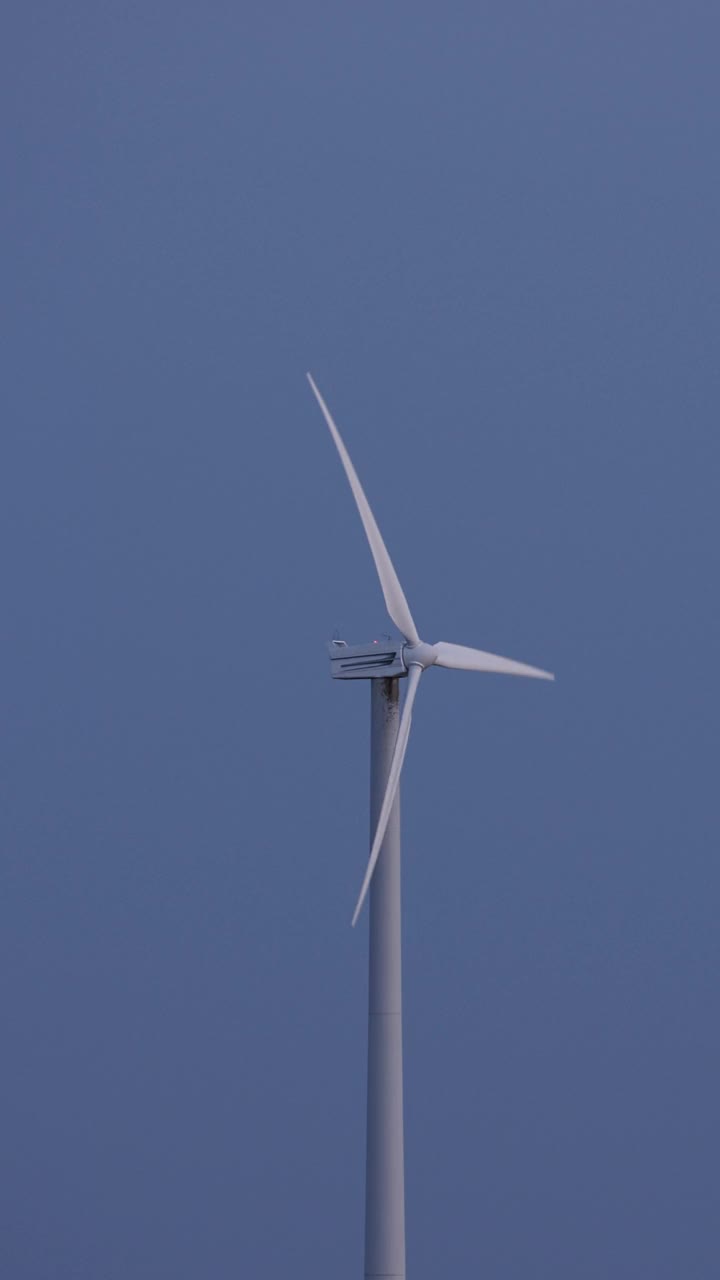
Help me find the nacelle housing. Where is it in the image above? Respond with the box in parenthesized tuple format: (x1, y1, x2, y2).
(328, 638, 407, 680)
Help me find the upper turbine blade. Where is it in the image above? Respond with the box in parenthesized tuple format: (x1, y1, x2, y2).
(433, 641, 554, 681)
(307, 374, 420, 646)
(351, 664, 423, 927)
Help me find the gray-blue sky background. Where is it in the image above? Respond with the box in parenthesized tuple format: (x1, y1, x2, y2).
(2, 4, 719, 1276)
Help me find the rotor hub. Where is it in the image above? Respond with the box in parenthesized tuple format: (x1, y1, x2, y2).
(401, 641, 437, 670)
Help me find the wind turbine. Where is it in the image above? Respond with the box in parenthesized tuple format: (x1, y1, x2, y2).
(307, 373, 553, 1280)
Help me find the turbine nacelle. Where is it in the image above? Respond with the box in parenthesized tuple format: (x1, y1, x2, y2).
(327, 638, 437, 680)
(328, 637, 407, 680)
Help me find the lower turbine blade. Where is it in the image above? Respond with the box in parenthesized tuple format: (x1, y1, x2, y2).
(351, 664, 423, 927)
(433, 641, 554, 681)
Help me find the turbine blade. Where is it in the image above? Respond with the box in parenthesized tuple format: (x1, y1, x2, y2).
(307, 373, 420, 646)
(351, 664, 423, 926)
(432, 641, 554, 681)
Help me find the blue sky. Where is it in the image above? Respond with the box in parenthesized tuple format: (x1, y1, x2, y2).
(2, 4, 719, 1276)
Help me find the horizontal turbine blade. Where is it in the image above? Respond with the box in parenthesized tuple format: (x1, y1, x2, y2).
(433, 641, 554, 681)
(351, 664, 423, 926)
(307, 374, 420, 646)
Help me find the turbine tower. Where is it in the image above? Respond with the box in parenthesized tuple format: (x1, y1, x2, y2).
(308, 374, 553, 1279)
